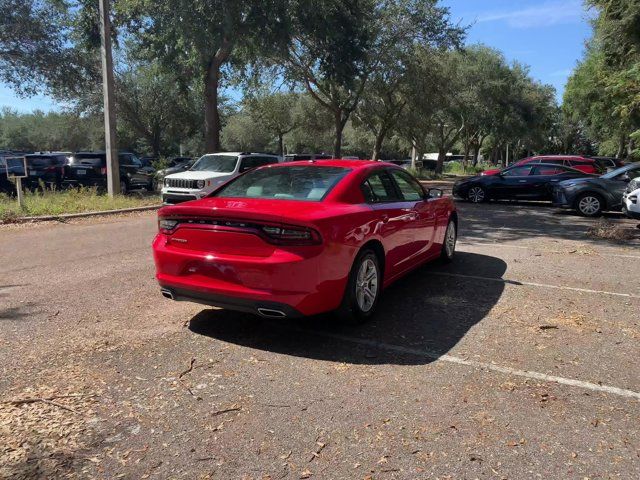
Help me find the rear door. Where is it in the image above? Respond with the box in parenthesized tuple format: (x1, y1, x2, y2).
(388, 169, 436, 261)
(360, 170, 408, 278)
(529, 165, 568, 199)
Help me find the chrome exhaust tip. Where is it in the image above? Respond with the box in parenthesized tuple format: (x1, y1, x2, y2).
(257, 308, 287, 319)
(160, 288, 174, 300)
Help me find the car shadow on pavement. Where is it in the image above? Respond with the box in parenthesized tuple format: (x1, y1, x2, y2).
(188, 252, 507, 366)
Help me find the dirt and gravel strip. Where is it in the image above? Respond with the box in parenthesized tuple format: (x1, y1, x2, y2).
(1, 204, 639, 479)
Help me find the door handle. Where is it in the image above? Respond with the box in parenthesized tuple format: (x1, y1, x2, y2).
(518, 180, 527, 183)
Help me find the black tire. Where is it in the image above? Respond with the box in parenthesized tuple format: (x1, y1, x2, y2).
(467, 185, 487, 203)
(336, 249, 381, 324)
(440, 219, 457, 262)
(575, 192, 604, 217)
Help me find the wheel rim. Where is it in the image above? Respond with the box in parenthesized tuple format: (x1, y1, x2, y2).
(579, 196, 600, 215)
(355, 258, 378, 313)
(445, 222, 456, 258)
(468, 187, 484, 203)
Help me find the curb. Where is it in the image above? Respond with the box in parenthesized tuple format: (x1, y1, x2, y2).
(15, 205, 162, 223)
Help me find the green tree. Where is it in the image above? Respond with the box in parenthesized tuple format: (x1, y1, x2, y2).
(246, 92, 298, 156)
(116, 62, 200, 156)
(283, 0, 376, 157)
(123, 0, 290, 153)
(354, 0, 464, 160)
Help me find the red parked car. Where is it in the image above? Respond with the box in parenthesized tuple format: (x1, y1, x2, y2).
(152, 160, 458, 322)
(481, 155, 601, 176)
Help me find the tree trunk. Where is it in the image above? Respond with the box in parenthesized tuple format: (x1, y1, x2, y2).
(435, 148, 447, 175)
(617, 135, 626, 158)
(372, 130, 385, 161)
(204, 66, 221, 153)
(333, 111, 345, 158)
(278, 134, 284, 157)
(463, 140, 470, 170)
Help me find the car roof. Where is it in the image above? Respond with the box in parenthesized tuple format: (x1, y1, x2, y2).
(201, 152, 279, 157)
(265, 159, 386, 169)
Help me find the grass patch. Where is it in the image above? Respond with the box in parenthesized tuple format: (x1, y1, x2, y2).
(0, 186, 160, 223)
(443, 161, 487, 176)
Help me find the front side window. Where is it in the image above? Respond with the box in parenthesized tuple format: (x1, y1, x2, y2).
(215, 166, 349, 201)
(389, 170, 424, 201)
(191, 154, 239, 173)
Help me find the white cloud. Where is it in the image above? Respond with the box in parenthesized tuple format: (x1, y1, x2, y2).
(478, 1, 586, 29)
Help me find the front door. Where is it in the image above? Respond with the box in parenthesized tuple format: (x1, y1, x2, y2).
(492, 165, 537, 199)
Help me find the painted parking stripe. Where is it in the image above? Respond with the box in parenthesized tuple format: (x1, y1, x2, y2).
(461, 242, 640, 260)
(431, 271, 640, 299)
(299, 329, 640, 401)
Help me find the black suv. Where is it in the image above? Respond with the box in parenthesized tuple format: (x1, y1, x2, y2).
(65, 152, 155, 193)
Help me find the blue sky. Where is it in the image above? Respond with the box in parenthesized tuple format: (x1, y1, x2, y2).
(1, 0, 593, 112)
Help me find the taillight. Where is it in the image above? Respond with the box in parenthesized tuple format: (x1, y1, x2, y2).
(261, 225, 322, 245)
(158, 218, 178, 234)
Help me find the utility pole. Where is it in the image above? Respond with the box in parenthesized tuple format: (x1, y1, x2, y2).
(99, 0, 120, 196)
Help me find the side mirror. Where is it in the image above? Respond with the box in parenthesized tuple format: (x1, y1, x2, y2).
(428, 188, 444, 199)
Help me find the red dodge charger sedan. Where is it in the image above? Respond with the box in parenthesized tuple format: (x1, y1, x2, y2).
(152, 160, 458, 322)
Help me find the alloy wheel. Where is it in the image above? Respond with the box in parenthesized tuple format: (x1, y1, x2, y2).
(355, 258, 378, 313)
(445, 222, 457, 258)
(468, 186, 485, 203)
(578, 195, 601, 216)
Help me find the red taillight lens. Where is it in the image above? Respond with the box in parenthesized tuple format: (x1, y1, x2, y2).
(261, 225, 322, 245)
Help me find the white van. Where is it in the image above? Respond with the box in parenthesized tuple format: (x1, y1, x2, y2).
(161, 152, 280, 204)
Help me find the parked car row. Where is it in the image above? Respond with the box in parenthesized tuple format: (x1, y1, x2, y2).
(453, 154, 640, 218)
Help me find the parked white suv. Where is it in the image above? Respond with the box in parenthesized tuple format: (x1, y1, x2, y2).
(161, 152, 280, 204)
(622, 176, 640, 219)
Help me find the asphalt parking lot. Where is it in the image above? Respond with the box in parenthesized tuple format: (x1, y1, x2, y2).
(1, 201, 639, 479)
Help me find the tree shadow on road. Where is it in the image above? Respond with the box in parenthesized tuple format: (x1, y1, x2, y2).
(188, 252, 506, 366)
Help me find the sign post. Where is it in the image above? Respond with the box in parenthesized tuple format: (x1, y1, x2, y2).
(5, 156, 27, 209)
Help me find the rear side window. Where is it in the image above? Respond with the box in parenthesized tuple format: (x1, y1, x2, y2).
(215, 166, 348, 201)
(569, 160, 592, 166)
(533, 166, 565, 176)
(361, 172, 400, 203)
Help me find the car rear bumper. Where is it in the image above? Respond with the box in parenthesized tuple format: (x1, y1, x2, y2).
(159, 285, 303, 318)
(152, 234, 351, 317)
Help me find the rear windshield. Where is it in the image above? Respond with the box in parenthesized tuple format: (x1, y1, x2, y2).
(191, 154, 238, 173)
(26, 156, 54, 167)
(214, 166, 349, 201)
(75, 154, 106, 166)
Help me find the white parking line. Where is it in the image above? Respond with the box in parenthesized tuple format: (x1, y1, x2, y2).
(461, 242, 640, 260)
(303, 329, 640, 401)
(431, 271, 640, 299)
